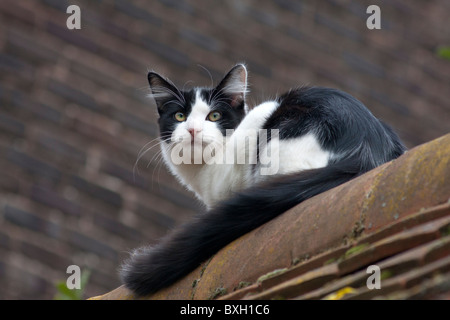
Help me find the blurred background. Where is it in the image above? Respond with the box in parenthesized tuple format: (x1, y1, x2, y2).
(0, 0, 449, 299)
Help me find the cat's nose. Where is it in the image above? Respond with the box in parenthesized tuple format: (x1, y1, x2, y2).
(188, 128, 201, 138)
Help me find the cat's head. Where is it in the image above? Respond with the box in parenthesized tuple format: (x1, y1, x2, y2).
(148, 64, 248, 160)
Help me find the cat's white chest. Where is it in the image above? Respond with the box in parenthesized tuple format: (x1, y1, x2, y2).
(162, 100, 331, 209)
(163, 101, 279, 208)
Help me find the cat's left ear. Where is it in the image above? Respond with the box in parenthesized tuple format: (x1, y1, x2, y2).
(215, 64, 248, 108)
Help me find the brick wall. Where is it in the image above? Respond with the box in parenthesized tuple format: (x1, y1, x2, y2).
(0, 0, 449, 299)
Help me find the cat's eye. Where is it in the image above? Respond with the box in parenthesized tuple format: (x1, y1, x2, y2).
(174, 112, 186, 122)
(207, 111, 222, 122)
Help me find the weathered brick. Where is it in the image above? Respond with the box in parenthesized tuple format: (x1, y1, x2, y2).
(6, 29, 59, 65)
(246, 59, 272, 78)
(343, 52, 386, 78)
(93, 214, 142, 241)
(314, 13, 362, 42)
(244, 7, 278, 27)
(273, 0, 303, 15)
(41, 0, 69, 11)
(30, 185, 81, 217)
(113, 0, 161, 26)
(46, 21, 101, 54)
(141, 36, 190, 68)
(4, 260, 54, 299)
(83, 11, 131, 43)
(101, 160, 148, 190)
(152, 184, 203, 212)
(0, 231, 10, 250)
(47, 80, 101, 112)
(158, 0, 194, 14)
(6, 148, 62, 182)
(36, 135, 87, 165)
(0, 1, 35, 26)
(18, 241, 67, 270)
(111, 108, 158, 137)
(0, 258, 4, 275)
(4, 87, 62, 123)
(0, 53, 30, 74)
(68, 230, 118, 261)
(0, 172, 20, 194)
(70, 175, 123, 208)
(102, 47, 145, 73)
(179, 28, 220, 52)
(69, 60, 126, 95)
(0, 113, 25, 137)
(2, 205, 61, 238)
(134, 204, 175, 230)
(247, 264, 340, 300)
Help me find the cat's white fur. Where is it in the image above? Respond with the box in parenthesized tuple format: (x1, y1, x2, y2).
(161, 66, 331, 209)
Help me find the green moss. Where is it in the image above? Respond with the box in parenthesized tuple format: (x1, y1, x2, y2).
(209, 287, 227, 300)
(437, 46, 450, 60)
(343, 243, 370, 259)
(237, 281, 252, 290)
(199, 258, 212, 277)
(324, 257, 337, 265)
(380, 269, 393, 280)
(54, 269, 91, 300)
(257, 268, 288, 283)
(324, 243, 370, 265)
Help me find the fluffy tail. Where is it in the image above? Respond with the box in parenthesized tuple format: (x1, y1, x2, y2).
(120, 160, 362, 296)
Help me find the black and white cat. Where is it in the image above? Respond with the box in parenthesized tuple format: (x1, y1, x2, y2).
(120, 64, 406, 296)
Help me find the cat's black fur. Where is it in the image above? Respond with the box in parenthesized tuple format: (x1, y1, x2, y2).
(120, 70, 406, 296)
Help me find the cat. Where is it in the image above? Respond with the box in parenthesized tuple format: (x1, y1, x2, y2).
(120, 64, 406, 296)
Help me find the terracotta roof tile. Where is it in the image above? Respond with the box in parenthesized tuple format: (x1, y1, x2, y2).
(90, 133, 450, 300)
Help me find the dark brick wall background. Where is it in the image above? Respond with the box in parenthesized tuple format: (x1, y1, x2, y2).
(0, 0, 449, 299)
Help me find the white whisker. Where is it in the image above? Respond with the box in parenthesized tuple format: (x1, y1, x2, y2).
(133, 134, 172, 183)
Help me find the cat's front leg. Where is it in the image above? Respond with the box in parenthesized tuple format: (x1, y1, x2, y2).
(226, 101, 279, 173)
(236, 101, 279, 132)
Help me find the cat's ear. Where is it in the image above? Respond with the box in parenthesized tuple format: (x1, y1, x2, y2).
(215, 64, 248, 108)
(147, 72, 182, 111)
